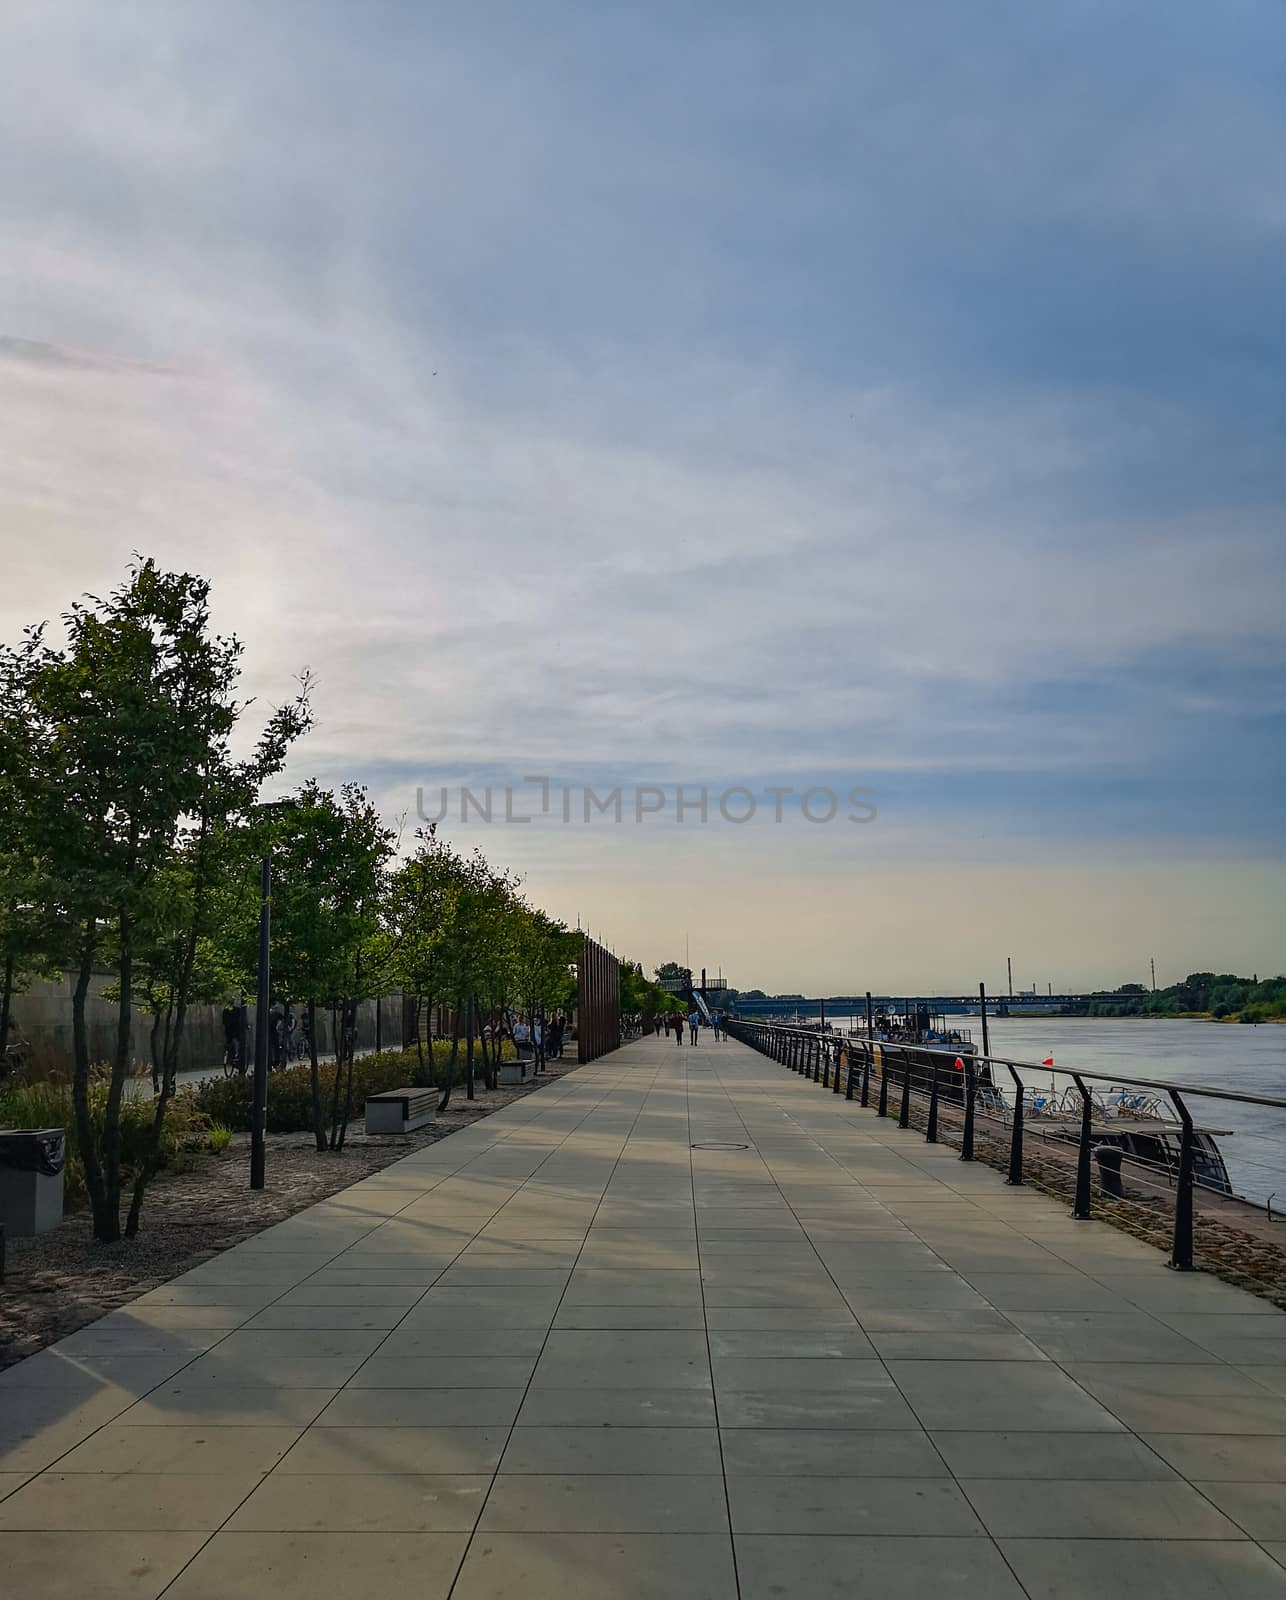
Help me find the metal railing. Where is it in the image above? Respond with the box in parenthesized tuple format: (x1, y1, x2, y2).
(725, 1018, 1286, 1278)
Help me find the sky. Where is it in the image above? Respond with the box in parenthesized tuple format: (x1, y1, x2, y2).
(2, 1, 1284, 993)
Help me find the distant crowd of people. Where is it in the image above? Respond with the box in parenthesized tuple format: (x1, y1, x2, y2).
(653, 1007, 724, 1045)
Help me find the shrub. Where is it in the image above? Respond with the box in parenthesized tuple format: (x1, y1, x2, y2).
(208, 1123, 232, 1155)
(0, 1077, 207, 1208)
(190, 1044, 470, 1133)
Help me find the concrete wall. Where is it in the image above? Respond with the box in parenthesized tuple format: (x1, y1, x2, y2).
(9, 973, 405, 1077)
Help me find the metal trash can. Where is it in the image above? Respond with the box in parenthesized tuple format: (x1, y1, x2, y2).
(0, 1128, 66, 1236)
(1094, 1144, 1126, 1199)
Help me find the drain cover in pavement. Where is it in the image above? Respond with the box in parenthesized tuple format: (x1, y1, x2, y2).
(690, 1141, 750, 1150)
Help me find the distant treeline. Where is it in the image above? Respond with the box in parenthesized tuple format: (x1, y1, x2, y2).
(1081, 974, 1286, 1022)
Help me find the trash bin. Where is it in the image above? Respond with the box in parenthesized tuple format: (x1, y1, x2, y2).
(0, 1128, 66, 1236)
(1094, 1144, 1126, 1199)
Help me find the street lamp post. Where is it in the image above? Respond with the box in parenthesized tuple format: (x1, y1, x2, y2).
(250, 798, 297, 1192)
(250, 849, 272, 1190)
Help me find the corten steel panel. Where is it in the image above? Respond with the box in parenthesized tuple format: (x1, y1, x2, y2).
(577, 933, 621, 1063)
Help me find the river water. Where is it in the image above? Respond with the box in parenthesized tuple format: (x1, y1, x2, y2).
(799, 1013, 1286, 1208)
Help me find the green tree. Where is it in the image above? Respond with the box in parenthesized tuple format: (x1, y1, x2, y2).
(0, 559, 308, 1241)
(260, 783, 394, 1151)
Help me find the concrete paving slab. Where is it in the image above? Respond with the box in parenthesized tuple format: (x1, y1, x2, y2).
(451, 1531, 737, 1599)
(1000, 1536, 1286, 1598)
(1195, 1481, 1286, 1541)
(500, 1426, 721, 1476)
(887, 1359, 1125, 1431)
(0, 1531, 207, 1599)
(226, 1471, 490, 1531)
(316, 1387, 526, 1427)
(930, 1429, 1179, 1480)
(0, 1471, 260, 1529)
(1142, 1433, 1286, 1480)
(478, 1473, 729, 1533)
(163, 1530, 469, 1600)
(276, 1424, 507, 1474)
(720, 1426, 946, 1477)
(53, 1424, 300, 1475)
(734, 1534, 1025, 1599)
(961, 1476, 1244, 1538)
(727, 1475, 981, 1535)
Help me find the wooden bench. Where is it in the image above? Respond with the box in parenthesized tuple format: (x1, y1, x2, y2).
(365, 1086, 437, 1135)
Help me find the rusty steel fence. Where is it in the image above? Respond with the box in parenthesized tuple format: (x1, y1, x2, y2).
(725, 1019, 1286, 1287)
(577, 934, 621, 1064)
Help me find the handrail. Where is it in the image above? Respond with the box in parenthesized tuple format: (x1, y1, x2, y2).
(733, 1022, 1286, 1112)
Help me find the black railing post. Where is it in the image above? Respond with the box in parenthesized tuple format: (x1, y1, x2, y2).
(1072, 1074, 1093, 1219)
(926, 1060, 940, 1143)
(960, 1060, 976, 1162)
(898, 1052, 911, 1130)
(1169, 1089, 1195, 1272)
(877, 1046, 888, 1118)
(821, 1041, 830, 1088)
(860, 1044, 871, 1108)
(845, 1050, 856, 1099)
(810, 1037, 819, 1082)
(832, 1041, 842, 1093)
(1006, 1066, 1024, 1185)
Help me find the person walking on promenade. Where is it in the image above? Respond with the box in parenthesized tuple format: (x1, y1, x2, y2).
(688, 1007, 700, 1045)
(654, 1014, 664, 1036)
(671, 1011, 684, 1046)
(710, 1010, 722, 1041)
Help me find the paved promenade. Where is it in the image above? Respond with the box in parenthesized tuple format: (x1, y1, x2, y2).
(3, 1032, 1286, 1597)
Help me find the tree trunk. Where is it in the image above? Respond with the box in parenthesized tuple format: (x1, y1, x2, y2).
(465, 996, 475, 1101)
(308, 998, 325, 1151)
(71, 927, 110, 1234)
(0, 948, 15, 1067)
(126, 984, 179, 1238)
(476, 1003, 493, 1091)
(149, 1009, 163, 1093)
(95, 905, 134, 1241)
(335, 999, 357, 1151)
(327, 1004, 344, 1149)
(414, 994, 424, 1069)
(437, 1003, 460, 1114)
(126, 812, 210, 1239)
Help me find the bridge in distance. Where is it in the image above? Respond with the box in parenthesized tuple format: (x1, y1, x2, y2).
(729, 992, 1137, 1016)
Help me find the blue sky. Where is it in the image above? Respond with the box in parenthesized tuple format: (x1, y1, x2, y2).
(1, 2, 1283, 987)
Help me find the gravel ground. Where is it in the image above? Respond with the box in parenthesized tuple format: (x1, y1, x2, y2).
(0, 1063, 578, 1370)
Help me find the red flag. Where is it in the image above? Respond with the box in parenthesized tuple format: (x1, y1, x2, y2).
(954, 1057, 965, 1072)
(1042, 1055, 1055, 1067)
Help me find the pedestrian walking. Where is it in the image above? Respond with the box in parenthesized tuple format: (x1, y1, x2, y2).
(688, 1007, 700, 1045)
(672, 1011, 683, 1045)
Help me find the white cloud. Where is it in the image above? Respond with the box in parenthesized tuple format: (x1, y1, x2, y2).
(1, 1, 1283, 984)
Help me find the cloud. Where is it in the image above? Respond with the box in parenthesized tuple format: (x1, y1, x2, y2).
(1, 1, 1284, 983)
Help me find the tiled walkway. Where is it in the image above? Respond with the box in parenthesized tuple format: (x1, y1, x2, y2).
(3, 1032, 1286, 1597)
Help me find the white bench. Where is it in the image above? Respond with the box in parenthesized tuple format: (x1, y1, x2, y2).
(498, 1060, 529, 1087)
(365, 1086, 437, 1135)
